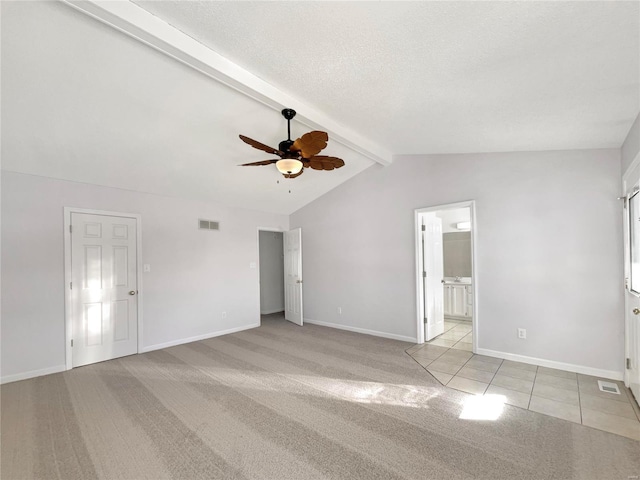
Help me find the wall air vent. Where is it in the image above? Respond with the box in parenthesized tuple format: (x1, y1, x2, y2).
(198, 219, 219, 231)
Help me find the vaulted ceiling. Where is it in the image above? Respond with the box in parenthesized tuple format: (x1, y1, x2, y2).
(2, 1, 638, 215)
(133, 0, 639, 154)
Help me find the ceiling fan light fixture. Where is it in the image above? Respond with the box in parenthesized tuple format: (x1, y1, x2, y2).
(276, 159, 303, 175)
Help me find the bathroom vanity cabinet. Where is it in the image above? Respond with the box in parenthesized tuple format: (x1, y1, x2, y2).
(443, 283, 473, 319)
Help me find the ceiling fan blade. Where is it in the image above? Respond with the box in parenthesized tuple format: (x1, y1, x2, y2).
(308, 160, 328, 170)
(308, 156, 345, 170)
(291, 131, 328, 158)
(238, 159, 278, 166)
(239, 135, 283, 156)
(312, 156, 345, 168)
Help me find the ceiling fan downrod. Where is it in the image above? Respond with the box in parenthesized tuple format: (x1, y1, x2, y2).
(281, 108, 296, 139)
(279, 109, 297, 154)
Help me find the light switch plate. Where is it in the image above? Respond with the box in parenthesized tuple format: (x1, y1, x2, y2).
(143, 264, 151, 273)
(249, 262, 257, 269)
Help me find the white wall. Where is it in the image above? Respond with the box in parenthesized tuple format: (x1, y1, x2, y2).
(622, 113, 640, 174)
(259, 231, 284, 314)
(291, 149, 624, 376)
(1, 172, 288, 382)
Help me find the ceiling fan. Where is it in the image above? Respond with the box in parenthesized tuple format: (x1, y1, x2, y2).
(238, 109, 345, 178)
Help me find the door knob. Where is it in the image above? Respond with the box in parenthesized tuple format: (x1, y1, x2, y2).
(296, 280, 303, 284)
(633, 308, 640, 315)
(129, 291, 136, 295)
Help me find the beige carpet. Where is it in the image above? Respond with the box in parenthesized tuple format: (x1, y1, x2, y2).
(2, 314, 639, 479)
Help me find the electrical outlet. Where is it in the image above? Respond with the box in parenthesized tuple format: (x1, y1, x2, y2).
(222, 312, 227, 319)
(518, 328, 526, 339)
(338, 307, 342, 315)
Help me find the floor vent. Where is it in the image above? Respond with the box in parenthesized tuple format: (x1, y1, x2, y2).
(199, 219, 219, 231)
(597, 380, 621, 395)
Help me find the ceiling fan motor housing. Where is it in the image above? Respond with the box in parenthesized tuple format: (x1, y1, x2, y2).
(279, 139, 296, 156)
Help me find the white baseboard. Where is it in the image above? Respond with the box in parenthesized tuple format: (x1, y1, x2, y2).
(1, 364, 67, 385)
(304, 318, 417, 343)
(260, 308, 284, 315)
(475, 348, 624, 381)
(140, 323, 260, 353)
(1, 324, 261, 384)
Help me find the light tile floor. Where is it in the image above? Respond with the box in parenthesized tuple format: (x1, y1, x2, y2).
(407, 319, 640, 441)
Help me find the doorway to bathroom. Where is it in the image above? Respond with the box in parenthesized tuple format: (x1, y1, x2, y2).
(415, 201, 477, 353)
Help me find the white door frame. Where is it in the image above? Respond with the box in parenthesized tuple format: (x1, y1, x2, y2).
(63, 207, 143, 370)
(256, 227, 285, 325)
(415, 200, 478, 351)
(623, 151, 640, 389)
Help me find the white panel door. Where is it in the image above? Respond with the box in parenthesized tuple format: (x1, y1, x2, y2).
(284, 228, 303, 326)
(423, 214, 444, 341)
(71, 213, 138, 367)
(625, 185, 640, 405)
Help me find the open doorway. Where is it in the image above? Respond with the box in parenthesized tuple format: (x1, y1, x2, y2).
(258, 230, 285, 318)
(257, 228, 304, 326)
(415, 201, 477, 353)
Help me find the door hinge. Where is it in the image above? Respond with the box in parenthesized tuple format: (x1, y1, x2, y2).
(70, 282, 73, 290)
(69, 225, 73, 233)
(627, 358, 631, 369)
(423, 271, 427, 278)
(71, 339, 74, 347)
(421, 225, 426, 231)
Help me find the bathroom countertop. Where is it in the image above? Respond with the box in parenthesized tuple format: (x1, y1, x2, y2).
(443, 277, 472, 285)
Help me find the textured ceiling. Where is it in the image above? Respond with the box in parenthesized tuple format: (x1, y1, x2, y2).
(134, 0, 640, 154)
(1, 1, 374, 215)
(3, 1, 639, 217)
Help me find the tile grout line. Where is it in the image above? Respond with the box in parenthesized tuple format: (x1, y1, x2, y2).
(527, 370, 537, 410)
(526, 367, 540, 410)
(622, 387, 640, 422)
(448, 350, 476, 385)
(407, 340, 640, 439)
(577, 380, 583, 425)
(405, 344, 449, 372)
(484, 358, 505, 396)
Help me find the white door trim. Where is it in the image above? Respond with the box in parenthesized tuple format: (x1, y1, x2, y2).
(63, 207, 143, 370)
(414, 201, 478, 352)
